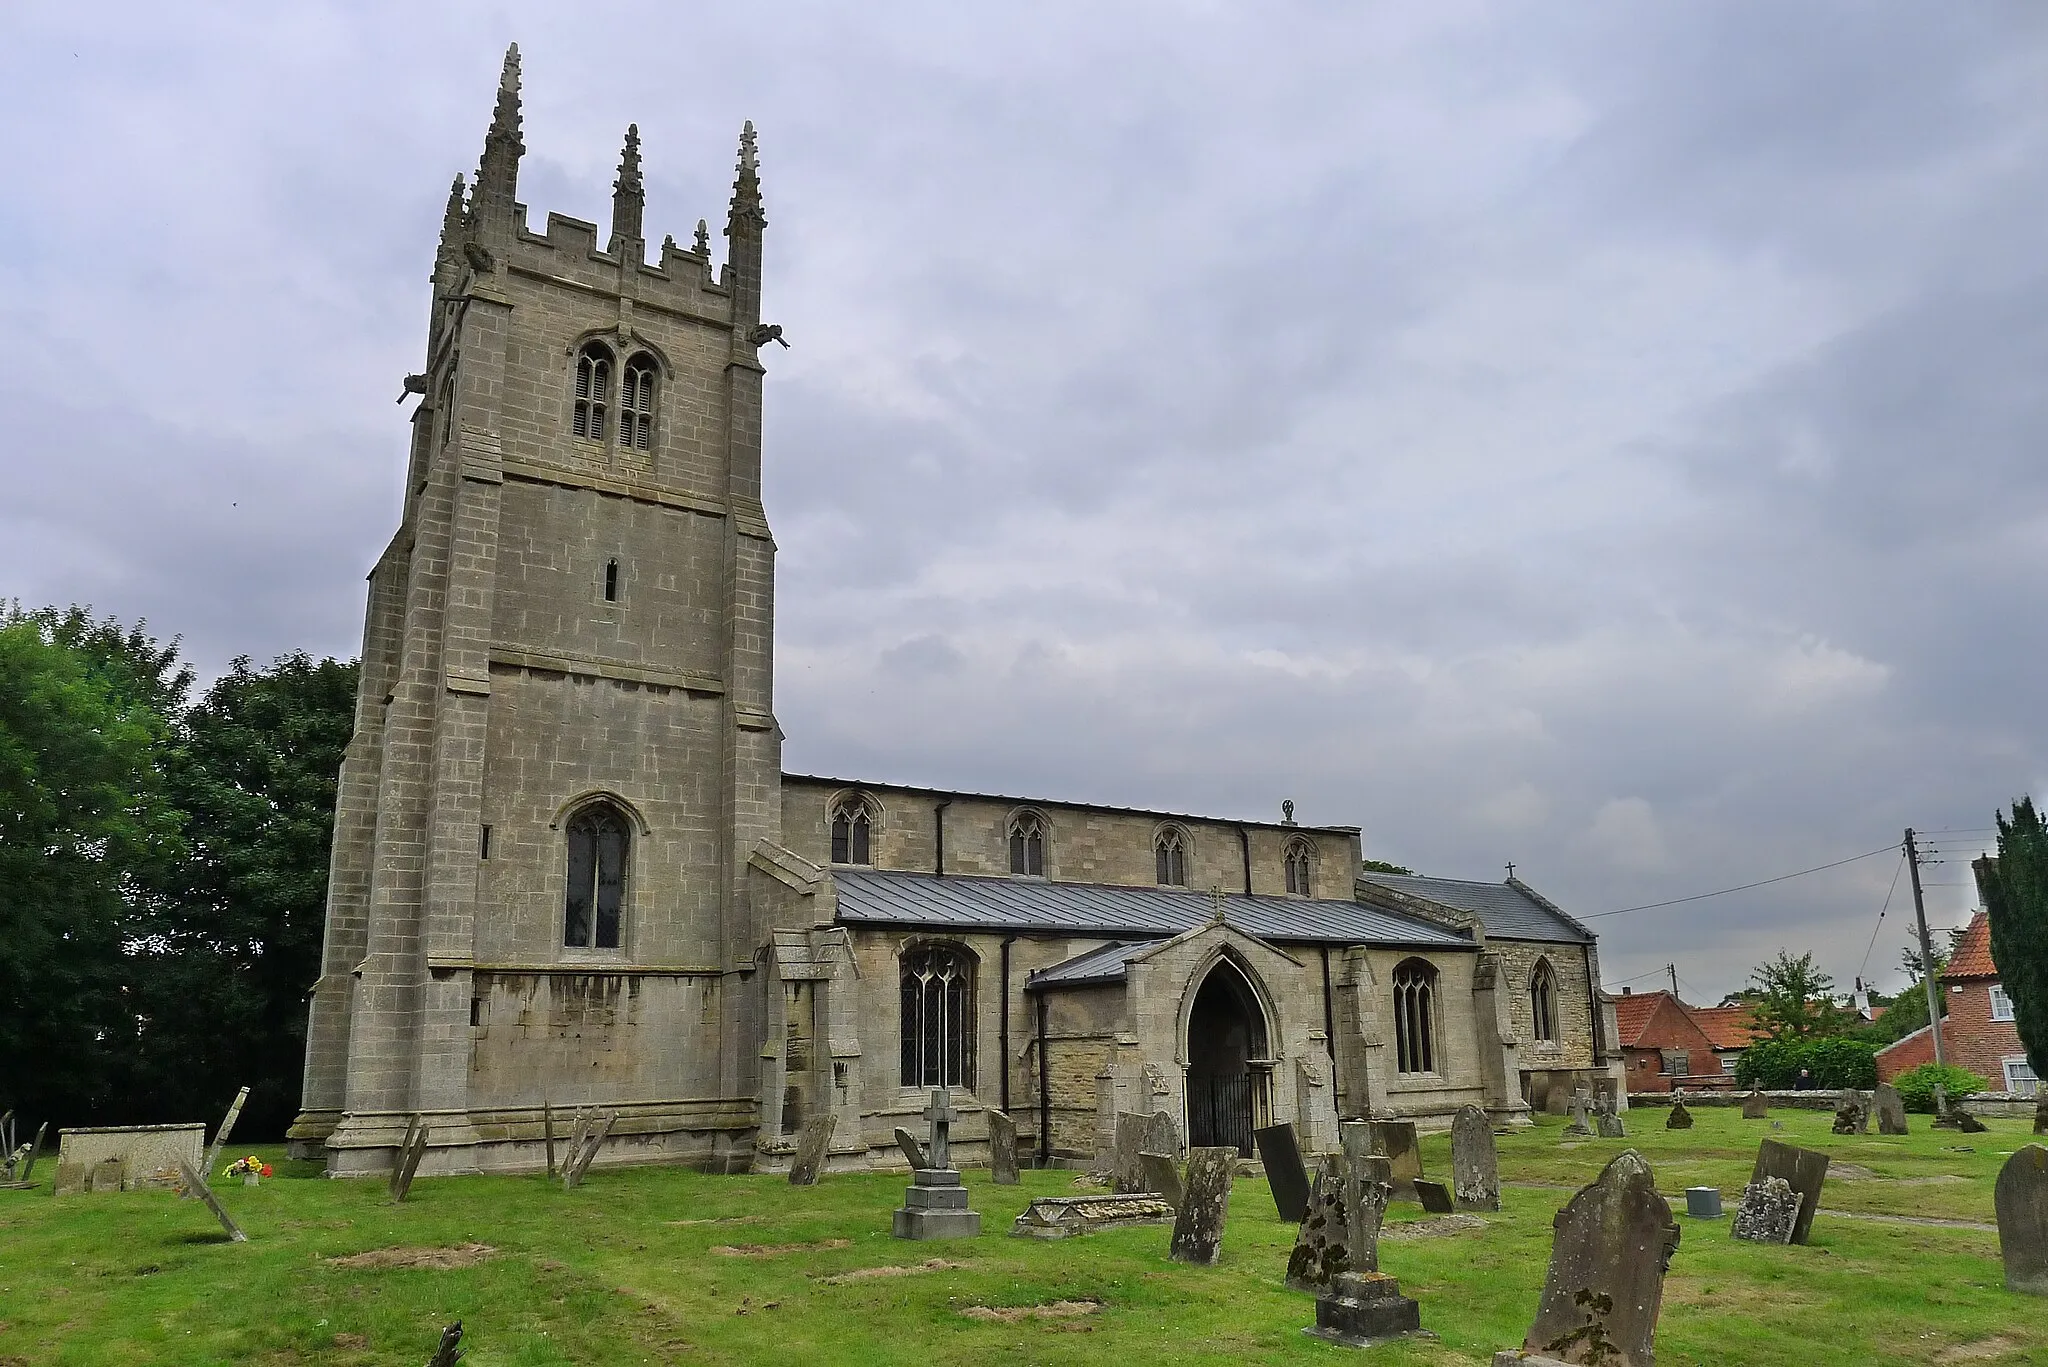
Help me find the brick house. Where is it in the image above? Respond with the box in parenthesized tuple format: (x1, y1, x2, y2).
(1688, 1004, 1761, 1078)
(1875, 912, 2037, 1095)
(1612, 989, 1723, 1093)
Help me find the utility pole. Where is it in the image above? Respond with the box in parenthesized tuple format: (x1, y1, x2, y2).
(1905, 828, 1948, 1070)
(1667, 964, 1680, 1000)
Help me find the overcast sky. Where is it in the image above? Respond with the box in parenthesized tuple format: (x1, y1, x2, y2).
(4, 3, 2044, 1002)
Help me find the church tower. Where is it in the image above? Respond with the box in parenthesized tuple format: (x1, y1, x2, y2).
(290, 49, 785, 1174)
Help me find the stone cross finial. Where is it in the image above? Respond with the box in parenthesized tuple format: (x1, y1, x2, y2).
(694, 219, 710, 255)
(1282, 799, 1296, 826)
(924, 1088, 957, 1170)
(1210, 885, 1226, 923)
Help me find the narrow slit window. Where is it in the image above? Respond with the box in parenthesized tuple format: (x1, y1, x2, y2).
(604, 558, 619, 602)
(1530, 960, 1557, 1043)
(479, 824, 492, 860)
(572, 342, 613, 442)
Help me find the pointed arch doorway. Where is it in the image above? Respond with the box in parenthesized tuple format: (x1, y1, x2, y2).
(1183, 956, 1271, 1156)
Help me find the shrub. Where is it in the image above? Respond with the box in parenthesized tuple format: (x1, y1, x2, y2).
(1733, 1035, 1879, 1089)
(1893, 1063, 1987, 1114)
(1734, 1037, 1805, 1089)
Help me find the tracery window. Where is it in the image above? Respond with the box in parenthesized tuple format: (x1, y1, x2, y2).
(1284, 837, 1315, 897)
(563, 802, 628, 949)
(572, 342, 613, 442)
(1155, 826, 1189, 887)
(1392, 957, 1438, 1075)
(1008, 811, 1046, 877)
(620, 353, 657, 450)
(829, 793, 875, 866)
(1530, 959, 1558, 1043)
(900, 944, 975, 1089)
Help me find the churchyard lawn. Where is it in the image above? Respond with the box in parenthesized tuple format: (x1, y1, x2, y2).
(0, 1108, 2035, 1366)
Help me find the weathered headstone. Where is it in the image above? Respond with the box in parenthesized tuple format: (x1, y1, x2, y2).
(1684, 1187, 1722, 1219)
(1831, 1090, 1869, 1135)
(1415, 1179, 1455, 1214)
(1741, 1090, 1769, 1119)
(1948, 1105, 1989, 1134)
(173, 1158, 246, 1242)
(787, 1112, 836, 1187)
(894, 1090, 981, 1239)
(1143, 1109, 1180, 1160)
(202, 1086, 251, 1178)
(1665, 1102, 1693, 1130)
(1452, 1105, 1500, 1211)
(1748, 1139, 1828, 1245)
(390, 1117, 430, 1201)
(89, 1157, 125, 1193)
(1563, 1092, 1595, 1138)
(1730, 1176, 1799, 1244)
(51, 1162, 86, 1195)
(1596, 1111, 1626, 1139)
(1288, 1153, 1391, 1293)
(893, 1126, 927, 1171)
(1996, 1145, 2048, 1294)
(1139, 1151, 1184, 1211)
(1305, 1271, 1427, 1348)
(1367, 1120, 1424, 1200)
(1874, 1083, 1909, 1136)
(1512, 1150, 1679, 1367)
(1169, 1146, 1236, 1265)
(987, 1109, 1020, 1185)
(2035, 1092, 2048, 1138)
(1113, 1112, 1151, 1195)
(1012, 1193, 1174, 1238)
(1254, 1122, 1312, 1222)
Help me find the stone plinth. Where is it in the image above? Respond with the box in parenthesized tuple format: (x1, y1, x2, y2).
(1304, 1272, 1427, 1348)
(893, 1167, 981, 1239)
(1012, 1193, 1173, 1238)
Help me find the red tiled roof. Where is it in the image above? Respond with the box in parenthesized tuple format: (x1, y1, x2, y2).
(1946, 911, 1998, 980)
(1690, 1004, 1761, 1050)
(1611, 991, 1674, 1048)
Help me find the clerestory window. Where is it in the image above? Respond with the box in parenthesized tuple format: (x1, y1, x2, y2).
(572, 342, 614, 442)
(620, 354, 657, 451)
(1155, 826, 1189, 887)
(900, 944, 975, 1089)
(1008, 811, 1046, 877)
(1284, 837, 1315, 897)
(829, 794, 875, 866)
(563, 802, 628, 950)
(1392, 957, 1438, 1075)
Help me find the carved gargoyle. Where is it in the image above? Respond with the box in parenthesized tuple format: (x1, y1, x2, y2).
(396, 373, 428, 403)
(462, 241, 494, 273)
(747, 323, 789, 349)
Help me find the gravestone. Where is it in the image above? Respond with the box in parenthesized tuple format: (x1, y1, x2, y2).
(2036, 1093, 2048, 1138)
(1289, 1153, 1392, 1293)
(1254, 1122, 1312, 1222)
(390, 1116, 431, 1200)
(1730, 1176, 1799, 1244)
(1139, 1151, 1184, 1211)
(1169, 1146, 1237, 1265)
(893, 1090, 981, 1239)
(51, 1162, 86, 1196)
(1741, 1090, 1769, 1119)
(1305, 1271, 1427, 1349)
(89, 1157, 126, 1193)
(893, 1126, 927, 1171)
(1113, 1112, 1152, 1195)
(1665, 1102, 1693, 1130)
(542, 1099, 558, 1179)
(1143, 1109, 1180, 1160)
(1996, 1145, 2048, 1294)
(787, 1112, 836, 1187)
(1748, 1139, 1829, 1245)
(562, 1114, 612, 1190)
(1451, 1105, 1500, 1211)
(174, 1158, 247, 1242)
(1512, 1150, 1680, 1367)
(1563, 1092, 1595, 1138)
(1874, 1083, 1909, 1135)
(202, 1086, 251, 1178)
(1012, 1193, 1174, 1238)
(1366, 1120, 1424, 1200)
(1832, 1090, 1869, 1135)
(1684, 1187, 1722, 1219)
(1415, 1179, 1455, 1214)
(1596, 1110, 1626, 1139)
(1947, 1105, 1989, 1134)
(987, 1109, 1020, 1185)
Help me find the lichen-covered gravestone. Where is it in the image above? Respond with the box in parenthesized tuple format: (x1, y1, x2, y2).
(1747, 1139, 1829, 1245)
(787, 1113, 836, 1187)
(1254, 1121, 1312, 1222)
(1112, 1112, 1151, 1194)
(1874, 1083, 1909, 1136)
(1169, 1147, 1236, 1265)
(1596, 1103, 1626, 1140)
(1731, 1176, 1800, 1244)
(1996, 1144, 2048, 1294)
(1287, 1153, 1391, 1293)
(1665, 1102, 1693, 1130)
(1742, 1090, 1769, 1119)
(1451, 1105, 1500, 1212)
(987, 1108, 1020, 1185)
(1506, 1150, 1680, 1367)
(1831, 1090, 1869, 1135)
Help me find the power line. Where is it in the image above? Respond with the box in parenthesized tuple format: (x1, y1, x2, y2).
(1585, 843, 1901, 920)
(1855, 851, 1906, 985)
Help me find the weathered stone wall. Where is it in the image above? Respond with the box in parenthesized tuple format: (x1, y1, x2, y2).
(1489, 940, 1598, 1072)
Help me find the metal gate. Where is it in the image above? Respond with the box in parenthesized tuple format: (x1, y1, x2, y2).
(1187, 1073, 1254, 1156)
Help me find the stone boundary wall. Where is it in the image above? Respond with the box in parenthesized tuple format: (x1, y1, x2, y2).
(1630, 1088, 2038, 1117)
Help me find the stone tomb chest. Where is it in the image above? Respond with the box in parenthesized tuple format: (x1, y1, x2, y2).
(56, 1125, 206, 1192)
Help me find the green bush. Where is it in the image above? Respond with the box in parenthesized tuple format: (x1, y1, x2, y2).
(1893, 1063, 1987, 1114)
(1734, 1037, 1805, 1089)
(1734, 1035, 1879, 1089)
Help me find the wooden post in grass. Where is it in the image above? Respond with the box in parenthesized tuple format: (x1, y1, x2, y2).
(564, 1113, 614, 1190)
(174, 1158, 247, 1242)
(204, 1086, 251, 1178)
(543, 1099, 557, 1181)
(427, 1321, 464, 1367)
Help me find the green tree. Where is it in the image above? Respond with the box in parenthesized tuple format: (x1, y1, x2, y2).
(1983, 797, 2048, 1088)
(1746, 949, 1856, 1041)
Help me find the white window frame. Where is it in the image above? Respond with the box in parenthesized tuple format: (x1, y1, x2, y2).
(2003, 1055, 2037, 1097)
(1991, 983, 2016, 1022)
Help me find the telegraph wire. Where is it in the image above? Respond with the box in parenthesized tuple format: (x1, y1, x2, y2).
(1584, 843, 1901, 920)
(1855, 850, 1907, 986)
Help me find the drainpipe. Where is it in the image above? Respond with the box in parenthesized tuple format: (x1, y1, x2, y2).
(1320, 946, 1337, 1064)
(1036, 995, 1051, 1165)
(999, 936, 1017, 1113)
(1237, 825, 1253, 896)
(933, 798, 951, 877)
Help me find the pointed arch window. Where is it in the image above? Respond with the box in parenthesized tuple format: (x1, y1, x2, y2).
(1392, 957, 1438, 1075)
(621, 353, 657, 451)
(829, 793, 876, 866)
(1530, 959, 1558, 1044)
(900, 944, 975, 1089)
(1008, 811, 1046, 877)
(1155, 825, 1189, 887)
(563, 802, 628, 950)
(1284, 837, 1315, 897)
(572, 342, 613, 442)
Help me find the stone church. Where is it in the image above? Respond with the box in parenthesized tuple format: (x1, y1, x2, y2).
(289, 50, 1626, 1178)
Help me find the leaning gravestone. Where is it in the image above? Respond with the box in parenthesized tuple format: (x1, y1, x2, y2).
(1288, 1153, 1391, 1293)
(788, 1112, 836, 1187)
(173, 1158, 247, 1243)
(1451, 1105, 1500, 1212)
(1254, 1122, 1313, 1222)
(390, 1117, 431, 1200)
(1831, 1090, 1869, 1135)
(1665, 1102, 1693, 1131)
(1742, 1090, 1769, 1119)
(1169, 1147, 1236, 1265)
(1748, 1139, 1828, 1245)
(1415, 1180, 1456, 1214)
(893, 1090, 980, 1239)
(1139, 1151, 1184, 1211)
(1731, 1176, 1799, 1244)
(1143, 1109, 1180, 1160)
(1874, 1083, 1909, 1136)
(1366, 1120, 1424, 1200)
(1506, 1150, 1679, 1367)
(987, 1108, 1020, 1185)
(893, 1126, 927, 1171)
(1996, 1145, 2048, 1294)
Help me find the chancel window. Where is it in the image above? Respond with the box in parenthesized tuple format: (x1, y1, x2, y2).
(1530, 959, 1558, 1043)
(829, 794, 874, 866)
(563, 802, 628, 950)
(900, 944, 975, 1089)
(1284, 838, 1314, 897)
(572, 342, 613, 442)
(1008, 811, 1046, 877)
(1155, 826, 1189, 887)
(1392, 957, 1438, 1075)
(621, 354, 657, 450)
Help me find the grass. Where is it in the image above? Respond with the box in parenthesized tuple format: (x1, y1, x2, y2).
(0, 1107, 2039, 1366)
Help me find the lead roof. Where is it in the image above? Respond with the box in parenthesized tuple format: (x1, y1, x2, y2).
(1354, 872, 1595, 944)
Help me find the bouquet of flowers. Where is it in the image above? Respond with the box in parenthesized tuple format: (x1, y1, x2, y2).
(224, 1155, 273, 1182)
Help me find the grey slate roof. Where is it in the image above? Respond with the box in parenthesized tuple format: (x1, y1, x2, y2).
(1025, 941, 1152, 989)
(831, 868, 1472, 949)
(1353, 873, 1594, 944)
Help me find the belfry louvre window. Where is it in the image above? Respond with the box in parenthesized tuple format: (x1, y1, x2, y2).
(829, 795, 873, 866)
(620, 354, 657, 450)
(563, 803, 628, 950)
(1530, 960, 1558, 1043)
(901, 945, 975, 1089)
(1155, 827, 1188, 886)
(1008, 812, 1046, 877)
(572, 343, 613, 442)
(1392, 958, 1438, 1074)
(1284, 838, 1314, 897)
